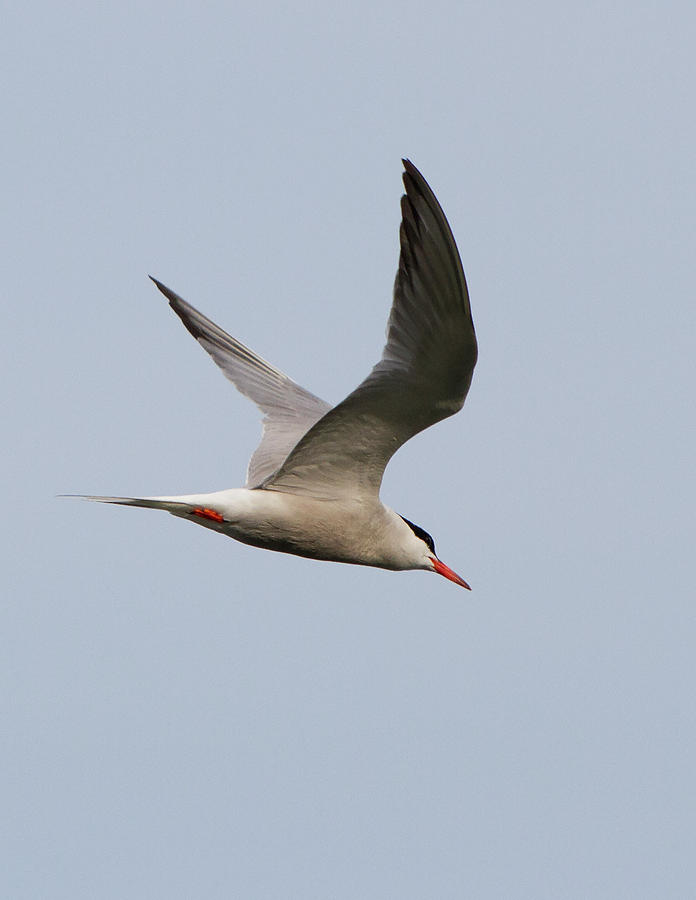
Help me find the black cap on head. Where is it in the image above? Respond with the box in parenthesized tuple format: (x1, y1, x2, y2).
(400, 516, 436, 556)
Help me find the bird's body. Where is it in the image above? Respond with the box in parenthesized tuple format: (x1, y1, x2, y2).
(79, 161, 478, 588)
(115, 489, 424, 570)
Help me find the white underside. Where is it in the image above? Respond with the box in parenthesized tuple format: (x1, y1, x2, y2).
(112, 487, 431, 571)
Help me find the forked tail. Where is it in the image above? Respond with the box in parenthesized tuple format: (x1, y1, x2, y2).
(63, 494, 228, 525)
(63, 494, 193, 513)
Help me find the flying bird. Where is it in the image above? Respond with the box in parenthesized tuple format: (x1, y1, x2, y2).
(79, 161, 478, 588)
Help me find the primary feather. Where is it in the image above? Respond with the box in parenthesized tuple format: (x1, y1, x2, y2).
(262, 159, 477, 499)
(150, 278, 331, 486)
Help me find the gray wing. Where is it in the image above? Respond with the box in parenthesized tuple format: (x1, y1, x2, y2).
(263, 160, 477, 500)
(150, 278, 332, 487)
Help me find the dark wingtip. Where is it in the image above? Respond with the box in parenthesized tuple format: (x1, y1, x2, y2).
(149, 275, 167, 294)
(401, 159, 430, 202)
(402, 158, 423, 179)
(148, 275, 183, 310)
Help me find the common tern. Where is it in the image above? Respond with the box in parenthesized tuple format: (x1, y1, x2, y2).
(79, 160, 478, 588)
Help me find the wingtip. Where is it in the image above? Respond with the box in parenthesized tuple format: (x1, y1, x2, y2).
(401, 159, 428, 197)
(148, 275, 181, 308)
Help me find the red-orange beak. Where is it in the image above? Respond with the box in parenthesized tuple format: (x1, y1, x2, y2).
(430, 557, 471, 590)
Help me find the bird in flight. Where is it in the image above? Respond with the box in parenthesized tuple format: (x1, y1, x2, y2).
(79, 160, 478, 588)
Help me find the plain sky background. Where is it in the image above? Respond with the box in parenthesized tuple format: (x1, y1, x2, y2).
(3, 1, 695, 897)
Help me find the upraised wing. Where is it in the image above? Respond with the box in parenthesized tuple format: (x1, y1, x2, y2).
(150, 278, 332, 487)
(263, 159, 477, 500)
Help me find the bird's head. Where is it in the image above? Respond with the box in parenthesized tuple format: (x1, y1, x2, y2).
(399, 516, 471, 590)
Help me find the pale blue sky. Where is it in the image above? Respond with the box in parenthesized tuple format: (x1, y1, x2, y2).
(4, 1, 695, 897)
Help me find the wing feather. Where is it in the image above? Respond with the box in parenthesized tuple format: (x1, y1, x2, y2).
(150, 278, 332, 486)
(263, 160, 477, 499)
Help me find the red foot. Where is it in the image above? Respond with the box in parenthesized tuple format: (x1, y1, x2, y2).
(191, 507, 225, 523)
